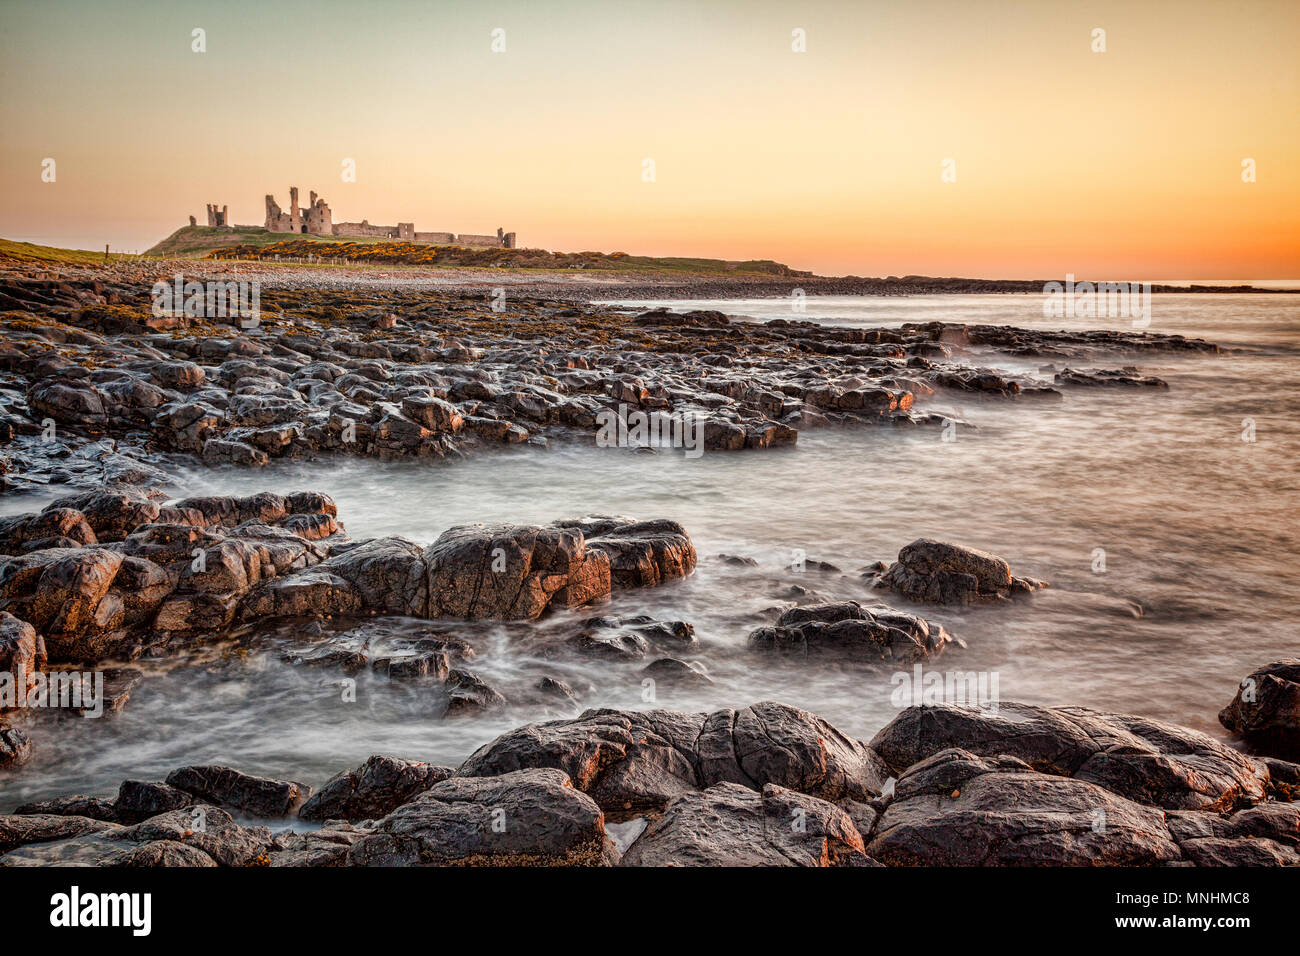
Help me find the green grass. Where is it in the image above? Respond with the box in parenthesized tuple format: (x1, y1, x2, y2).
(202, 236, 810, 276)
(2, 230, 811, 279)
(0, 238, 137, 264)
(143, 225, 381, 258)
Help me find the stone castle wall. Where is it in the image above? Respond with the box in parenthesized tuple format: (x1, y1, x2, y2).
(213, 185, 519, 247)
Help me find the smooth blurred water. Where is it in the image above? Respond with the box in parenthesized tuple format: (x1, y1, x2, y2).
(3, 293, 1298, 808)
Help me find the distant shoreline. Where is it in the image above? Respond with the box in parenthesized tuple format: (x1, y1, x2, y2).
(2, 237, 1297, 300)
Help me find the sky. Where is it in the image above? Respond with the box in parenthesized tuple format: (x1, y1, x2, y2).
(0, 0, 1297, 278)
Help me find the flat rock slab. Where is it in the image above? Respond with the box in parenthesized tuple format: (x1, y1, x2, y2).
(867, 749, 1183, 866)
(870, 702, 1272, 812)
(166, 765, 312, 817)
(619, 782, 870, 867)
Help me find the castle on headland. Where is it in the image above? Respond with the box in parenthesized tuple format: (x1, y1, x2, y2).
(193, 186, 516, 249)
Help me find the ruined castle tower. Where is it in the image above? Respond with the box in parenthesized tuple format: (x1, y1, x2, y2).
(259, 184, 514, 245)
(265, 186, 331, 235)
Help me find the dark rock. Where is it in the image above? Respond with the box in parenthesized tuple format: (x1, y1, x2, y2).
(870, 702, 1271, 812)
(0, 813, 119, 854)
(642, 657, 713, 686)
(748, 600, 956, 663)
(458, 701, 889, 817)
(348, 768, 616, 866)
(165, 765, 312, 817)
(867, 748, 1182, 866)
(875, 539, 1046, 605)
(444, 669, 508, 718)
(619, 782, 868, 866)
(1219, 660, 1300, 758)
(114, 780, 194, 823)
(299, 755, 455, 822)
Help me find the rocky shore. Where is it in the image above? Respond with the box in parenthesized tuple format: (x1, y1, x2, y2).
(2, 258, 1293, 867)
(0, 262, 1217, 490)
(2, 697, 1297, 866)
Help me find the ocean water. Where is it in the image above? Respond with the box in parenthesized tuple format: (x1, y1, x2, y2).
(3, 293, 1298, 807)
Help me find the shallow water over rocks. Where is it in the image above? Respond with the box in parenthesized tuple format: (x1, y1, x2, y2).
(2, 293, 1298, 809)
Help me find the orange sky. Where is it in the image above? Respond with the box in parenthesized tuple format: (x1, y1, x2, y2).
(1, 0, 1297, 277)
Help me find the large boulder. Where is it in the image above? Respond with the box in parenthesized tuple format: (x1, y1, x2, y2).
(867, 749, 1183, 866)
(579, 518, 697, 589)
(458, 702, 889, 817)
(875, 539, 1045, 605)
(424, 523, 607, 620)
(347, 768, 616, 866)
(870, 702, 1271, 812)
(619, 782, 870, 867)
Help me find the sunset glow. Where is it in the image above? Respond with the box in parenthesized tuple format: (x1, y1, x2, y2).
(1, 0, 1297, 276)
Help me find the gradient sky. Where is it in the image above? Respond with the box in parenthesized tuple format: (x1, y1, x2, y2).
(1, 0, 1297, 277)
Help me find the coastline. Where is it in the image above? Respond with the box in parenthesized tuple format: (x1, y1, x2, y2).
(1, 256, 1297, 867)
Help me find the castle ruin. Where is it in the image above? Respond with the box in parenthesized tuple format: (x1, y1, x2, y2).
(206, 204, 230, 228)
(196, 186, 515, 248)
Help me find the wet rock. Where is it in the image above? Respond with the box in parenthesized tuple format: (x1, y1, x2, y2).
(748, 600, 956, 663)
(0, 610, 44, 694)
(567, 626, 648, 660)
(642, 657, 713, 686)
(1166, 802, 1300, 866)
(620, 782, 868, 867)
(113, 780, 195, 823)
(458, 701, 889, 817)
(0, 490, 343, 662)
(425, 523, 607, 620)
(537, 676, 579, 704)
(867, 748, 1183, 866)
(1219, 660, 1300, 757)
(151, 361, 205, 389)
(99, 806, 275, 867)
(875, 539, 1046, 605)
(1054, 367, 1168, 389)
(42, 489, 161, 542)
(271, 822, 370, 866)
(202, 437, 268, 467)
(114, 839, 220, 867)
(165, 765, 312, 817)
(870, 702, 1271, 812)
(348, 768, 616, 866)
(444, 669, 508, 718)
(299, 755, 455, 823)
(0, 813, 119, 854)
(0, 723, 31, 768)
(13, 795, 119, 822)
(569, 518, 698, 590)
(318, 537, 427, 617)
